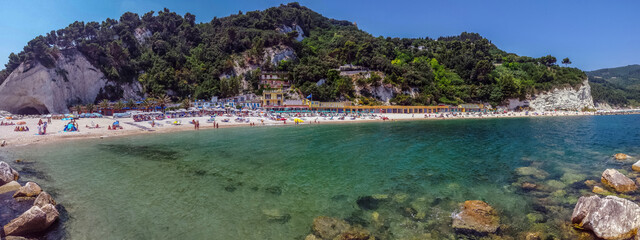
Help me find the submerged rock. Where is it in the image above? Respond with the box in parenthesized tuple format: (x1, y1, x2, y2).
(336, 228, 374, 240)
(614, 153, 630, 160)
(571, 195, 640, 239)
(584, 180, 597, 187)
(592, 186, 612, 196)
(261, 208, 290, 223)
(601, 169, 637, 193)
(515, 167, 549, 179)
(356, 196, 381, 210)
(311, 216, 350, 239)
(13, 182, 42, 198)
(521, 182, 538, 191)
(451, 200, 500, 235)
(561, 172, 586, 185)
(524, 232, 542, 240)
(0, 181, 21, 194)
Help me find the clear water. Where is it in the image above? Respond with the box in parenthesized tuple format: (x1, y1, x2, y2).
(2, 115, 640, 239)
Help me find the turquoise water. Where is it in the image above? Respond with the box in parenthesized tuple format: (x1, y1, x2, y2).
(3, 115, 640, 239)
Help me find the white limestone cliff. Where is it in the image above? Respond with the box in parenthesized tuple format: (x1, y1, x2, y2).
(0, 49, 141, 114)
(508, 79, 595, 111)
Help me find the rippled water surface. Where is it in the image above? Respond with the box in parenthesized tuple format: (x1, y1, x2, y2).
(3, 115, 640, 239)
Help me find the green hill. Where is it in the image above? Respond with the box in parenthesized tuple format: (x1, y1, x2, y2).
(0, 2, 585, 106)
(587, 65, 640, 106)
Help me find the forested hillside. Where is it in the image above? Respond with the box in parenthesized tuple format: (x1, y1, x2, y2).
(0, 2, 585, 106)
(588, 65, 640, 106)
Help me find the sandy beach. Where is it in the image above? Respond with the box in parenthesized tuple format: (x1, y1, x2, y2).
(0, 110, 614, 148)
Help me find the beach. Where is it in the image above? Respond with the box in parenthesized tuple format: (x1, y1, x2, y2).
(2, 114, 639, 239)
(0, 110, 614, 148)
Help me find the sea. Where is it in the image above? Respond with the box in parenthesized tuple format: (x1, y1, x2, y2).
(2, 114, 640, 239)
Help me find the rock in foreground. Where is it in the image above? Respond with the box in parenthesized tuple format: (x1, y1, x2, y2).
(34, 192, 56, 208)
(3, 205, 47, 236)
(0, 181, 21, 195)
(452, 200, 500, 234)
(0, 161, 19, 185)
(601, 169, 637, 192)
(13, 182, 42, 199)
(571, 195, 640, 239)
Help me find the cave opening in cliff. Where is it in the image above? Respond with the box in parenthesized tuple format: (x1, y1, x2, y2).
(16, 107, 48, 115)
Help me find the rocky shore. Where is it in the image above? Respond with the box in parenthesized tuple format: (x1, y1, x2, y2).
(297, 152, 640, 239)
(0, 161, 60, 239)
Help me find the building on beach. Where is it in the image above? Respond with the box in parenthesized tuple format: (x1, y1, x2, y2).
(263, 98, 487, 114)
(193, 94, 262, 109)
(260, 71, 290, 89)
(262, 89, 284, 107)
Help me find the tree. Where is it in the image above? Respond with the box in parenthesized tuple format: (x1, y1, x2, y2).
(73, 104, 83, 113)
(539, 55, 557, 67)
(180, 98, 192, 110)
(126, 99, 137, 109)
(562, 57, 572, 66)
(85, 103, 95, 113)
(156, 94, 172, 112)
(142, 98, 156, 112)
(99, 99, 110, 113)
(113, 100, 125, 113)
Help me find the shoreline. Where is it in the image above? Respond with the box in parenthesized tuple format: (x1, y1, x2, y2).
(0, 111, 638, 149)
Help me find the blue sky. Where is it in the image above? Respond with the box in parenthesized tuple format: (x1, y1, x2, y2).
(0, 0, 638, 71)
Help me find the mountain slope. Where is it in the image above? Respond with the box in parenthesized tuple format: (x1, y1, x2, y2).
(0, 2, 586, 113)
(587, 65, 640, 106)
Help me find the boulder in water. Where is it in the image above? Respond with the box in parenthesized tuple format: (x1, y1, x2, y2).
(614, 153, 630, 160)
(601, 169, 637, 192)
(2, 205, 47, 236)
(0, 181, 21, 194)
(451, 200, 500, 234)
(40, 204, 59, 229)
(571, 195, 640, 239)
(0, 161, 18, 185)
(34, 191, 56, 208)
(13, 182, 42, 198)
(632, 160, 640, 172)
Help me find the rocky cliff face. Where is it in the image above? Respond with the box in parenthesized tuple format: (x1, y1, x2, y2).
(220, 45, 297, 90)
(508, 79, 595, 111)
(0, 49, 141, 114)
(276, 24, 305, 42)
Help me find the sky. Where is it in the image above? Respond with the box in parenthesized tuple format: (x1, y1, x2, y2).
(0, 0, 639, 71)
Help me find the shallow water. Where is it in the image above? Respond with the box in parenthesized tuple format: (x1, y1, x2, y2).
(3, 115, 640, 239)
